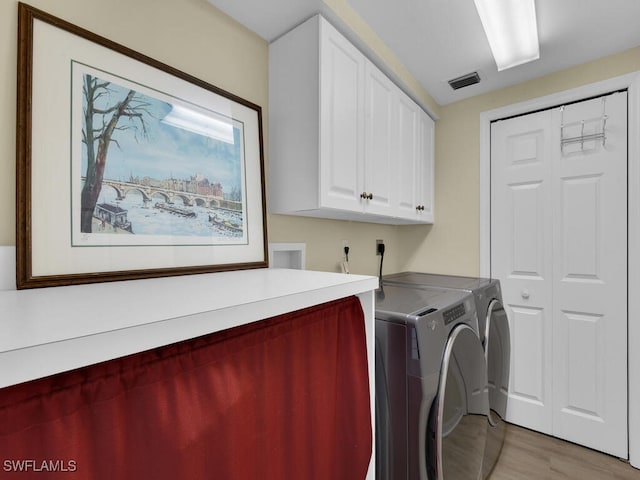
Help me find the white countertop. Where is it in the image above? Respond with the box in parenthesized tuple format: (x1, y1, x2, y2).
(0, 268, 378, 388)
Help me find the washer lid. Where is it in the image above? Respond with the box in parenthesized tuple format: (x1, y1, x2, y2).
(383, 272, 494, 291)
(375, 285, 473, 324)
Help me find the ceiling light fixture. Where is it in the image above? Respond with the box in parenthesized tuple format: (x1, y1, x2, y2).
(473, 0, 540, 71)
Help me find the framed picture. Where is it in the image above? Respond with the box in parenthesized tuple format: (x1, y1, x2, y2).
(16, 3, 268, 289)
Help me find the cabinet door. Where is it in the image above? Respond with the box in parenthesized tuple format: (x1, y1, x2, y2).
(396, 99, 434, 223)
(396, 92, 419, 219)
(416, 110, 434, 222)
(319, 21, 365, 213)
(363, 61, 395, 216)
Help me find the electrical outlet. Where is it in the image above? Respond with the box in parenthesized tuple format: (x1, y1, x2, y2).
(376, 239, 384, 255)
(342, 240, 350, 262)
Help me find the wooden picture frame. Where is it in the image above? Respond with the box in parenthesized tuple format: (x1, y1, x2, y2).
(16, 3, 268, 289)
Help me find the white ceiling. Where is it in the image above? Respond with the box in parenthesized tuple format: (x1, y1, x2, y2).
(207, 0, 640, 105)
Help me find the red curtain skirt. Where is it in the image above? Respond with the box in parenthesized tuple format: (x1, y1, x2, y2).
(0, 296, 372, 479)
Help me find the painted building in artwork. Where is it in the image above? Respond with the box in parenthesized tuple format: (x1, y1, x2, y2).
(94, 203, 133, 232)
(127, 174, 225, 198)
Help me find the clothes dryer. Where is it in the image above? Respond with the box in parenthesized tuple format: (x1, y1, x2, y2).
(383, 273, 511, 479)
(375, 285, 488, 480)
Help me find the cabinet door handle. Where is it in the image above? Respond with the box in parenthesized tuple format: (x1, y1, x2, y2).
(361, 192, 373, 200)
(416, 205, 425, 211)
(521, 289, 530, 299)
(367, 193, 373, 200)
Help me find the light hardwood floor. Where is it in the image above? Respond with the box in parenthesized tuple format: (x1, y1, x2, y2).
(489, 424, 640, 479)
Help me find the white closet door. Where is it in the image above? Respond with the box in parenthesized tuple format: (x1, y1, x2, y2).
(551, 92, 627, 457)
(491, 92, 628, 457)
(491, 110, 554, 435)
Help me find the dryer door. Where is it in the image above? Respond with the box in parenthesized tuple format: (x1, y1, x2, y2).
(429, 324, 488, 480)
(482, 299, 511, 478)
(485, 299, 510, 425)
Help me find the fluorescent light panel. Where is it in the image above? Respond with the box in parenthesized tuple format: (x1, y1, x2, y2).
(474, 0, 539, 71)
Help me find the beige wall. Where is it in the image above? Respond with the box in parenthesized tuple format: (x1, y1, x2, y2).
(1, 0, 267, 245)
(0, 0, 429, 278)
(3, 0, 639, 279)
(400, 46, 640, 277)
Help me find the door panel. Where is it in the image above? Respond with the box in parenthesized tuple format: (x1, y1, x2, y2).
(564, 311, 603, 415)
(559, 175, 602, 280)
(491, 92, 628, 457)
(319, 28, 363, 211)
(396, 92, 418, 217)
(507, 305, 551, 432)
(551, 93, 627, 457)
(364, 62, 394, 215)
(416, 111, 435, 221)
(510, 181, 545, 277)
(491, 110, 554, 435)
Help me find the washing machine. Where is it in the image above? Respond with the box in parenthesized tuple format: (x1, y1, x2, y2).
(375, 285, 489, 480)
(382, 272, 511, 478)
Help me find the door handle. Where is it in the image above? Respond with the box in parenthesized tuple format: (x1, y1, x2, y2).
(521, 289, 530, 299)
(360, 192, 373, 200)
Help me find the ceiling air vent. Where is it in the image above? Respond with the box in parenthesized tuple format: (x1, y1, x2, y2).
(448, 72, 481, 90)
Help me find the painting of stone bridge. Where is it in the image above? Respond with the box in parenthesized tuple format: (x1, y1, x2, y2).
(75, 65, 247, 244)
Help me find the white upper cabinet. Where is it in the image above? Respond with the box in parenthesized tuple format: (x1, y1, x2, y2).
(416, 109, 435, 222)
(395, 90, 419, 219)
(318, 19, 365, 214)
(269, 15, 434, 224)
(362, 61, 396, 217)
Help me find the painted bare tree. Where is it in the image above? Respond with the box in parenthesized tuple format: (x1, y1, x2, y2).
(80, 74, 152, 233)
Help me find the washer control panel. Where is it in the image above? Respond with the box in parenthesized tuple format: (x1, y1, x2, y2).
(443, 302, 466, 325)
